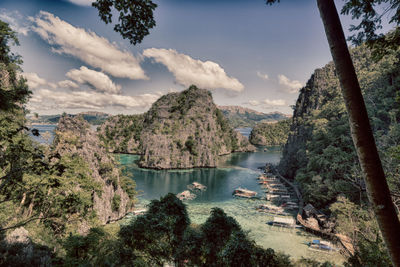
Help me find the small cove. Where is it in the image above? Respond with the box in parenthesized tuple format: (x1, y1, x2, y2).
(119, 148, 345, 264)
(31, 125, 344, 264)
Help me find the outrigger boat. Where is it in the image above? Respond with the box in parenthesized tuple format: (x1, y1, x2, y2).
(308, 240, 336, 252)
(266, 217, 300, 228)
(177, 190, 197, 201)
(256, 204, 287, 215)
(187, 182, 207, 191)
(233, 187, 257, 198)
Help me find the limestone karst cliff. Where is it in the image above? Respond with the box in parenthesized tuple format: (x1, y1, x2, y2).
(139, 86, 255, 169)
(98, 86, 256, 169)
(54, 115, 136, 225)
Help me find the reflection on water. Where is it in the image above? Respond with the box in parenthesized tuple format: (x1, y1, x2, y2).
(118, 149, 345, 264)
(119, 147, 280, 202)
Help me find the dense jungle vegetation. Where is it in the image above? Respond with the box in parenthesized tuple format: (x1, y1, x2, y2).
(279, 43, 400, 266)
(249, 119, 291, 146)
(0, 20, 335, 267)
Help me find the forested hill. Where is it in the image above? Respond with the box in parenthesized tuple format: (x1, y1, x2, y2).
(249, 119, 291, 146)
(280, 43, 400, 206)
(278, 43, 400, 263)
(218, 105, 289, 128)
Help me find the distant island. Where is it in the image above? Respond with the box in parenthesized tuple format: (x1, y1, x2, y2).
(218, 105, 290, 128)
(249, 119, 291, 146)
(99, 86, 256, 169)
(27, 111, 110, 125)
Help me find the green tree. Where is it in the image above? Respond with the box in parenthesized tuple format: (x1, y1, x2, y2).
(92, 0, 157, 45)
(341, 1, 400, 60)
(119, 193, 189, 266)
(200, 207, 241, 266)
(267, 1, 400, 264)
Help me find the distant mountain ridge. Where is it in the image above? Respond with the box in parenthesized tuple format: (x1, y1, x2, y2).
(217, 105, 290, 128)
(28, 111, 110, 125)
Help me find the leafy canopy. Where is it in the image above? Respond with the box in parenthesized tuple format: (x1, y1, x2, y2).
(92, 0, 157, 45)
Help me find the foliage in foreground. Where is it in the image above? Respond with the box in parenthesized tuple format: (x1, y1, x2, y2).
(62, 193, 328, 267)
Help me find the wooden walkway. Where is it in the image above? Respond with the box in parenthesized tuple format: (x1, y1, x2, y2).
(273, 167, 303, 217)
(272, 166, 355, 257)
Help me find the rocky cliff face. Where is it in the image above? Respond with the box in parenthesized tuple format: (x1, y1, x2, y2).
(278, 62, 340, 178)
(53, 115, 135, 224)
(278, 44, 400, 181)
(98, 114, 143, 154)
(138, 86, 255, 169)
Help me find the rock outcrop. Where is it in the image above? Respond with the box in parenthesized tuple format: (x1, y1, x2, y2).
(139, 86, 255, 169)
(53, 115, 135, 224)
(98, 114, 143, 154)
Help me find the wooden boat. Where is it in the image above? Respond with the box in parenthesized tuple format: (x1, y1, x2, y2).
(265, 193, 281, 200)
(266, 217, 297, 228)
(233, 187, 257, 198)
(265, 189, 289, 195)
(257, 175, 267, 180)
(187, 182, 207, 191)
(308, 240, 336, 252)
(177, 190, 197, 201)
(256, 204, 284, 213)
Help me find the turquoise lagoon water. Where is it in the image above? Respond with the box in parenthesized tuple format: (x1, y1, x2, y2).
(118, 148, 345, 264)
(30, 125, 344, 263)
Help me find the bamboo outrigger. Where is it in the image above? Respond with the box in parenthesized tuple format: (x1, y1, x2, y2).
(177, 190, 197, 201)
(233, 187, 257, 198)
(187, 182, 207, 191)
(308, 240, 337, 252)
(267, 217, 298, 228)
(256, 204, 289, 215)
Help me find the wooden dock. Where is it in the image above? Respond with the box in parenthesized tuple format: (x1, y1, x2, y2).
(273, 166, 355, 257)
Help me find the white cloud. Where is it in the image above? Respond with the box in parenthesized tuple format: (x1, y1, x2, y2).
(28, 89, 161, 110)
(22, 72, 49, 89)
(248, 100, 261, 106)
(67, 0, 94, 6)
(247, 98, 286, 107)
(31, 11, 147, 80)
(278, 74, 302, 93)
(262, 99, 286, 106)
(58, 80, 79, 89)
(257, 71, 269, 80)
(143, 48, 244, 92)
(66, 66, 121, 94)
(0, 10, 30, 36)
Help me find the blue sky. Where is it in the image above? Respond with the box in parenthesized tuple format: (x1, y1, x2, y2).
(0, 0, 394, 115)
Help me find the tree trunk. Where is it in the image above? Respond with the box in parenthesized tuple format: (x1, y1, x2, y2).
(316, 0, 400, 265)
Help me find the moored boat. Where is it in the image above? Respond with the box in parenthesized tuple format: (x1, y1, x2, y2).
(177, 190, 197, 201)
(233, 187, 257, 198)
(308, 239, 336, 252)
(187, 182, 207, 191)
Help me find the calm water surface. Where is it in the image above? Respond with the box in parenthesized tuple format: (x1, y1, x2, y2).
(31, 125, 344, 264)
(118, 147, 344, 264)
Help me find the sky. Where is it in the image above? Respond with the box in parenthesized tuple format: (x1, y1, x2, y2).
(0, 0, 395, 115)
